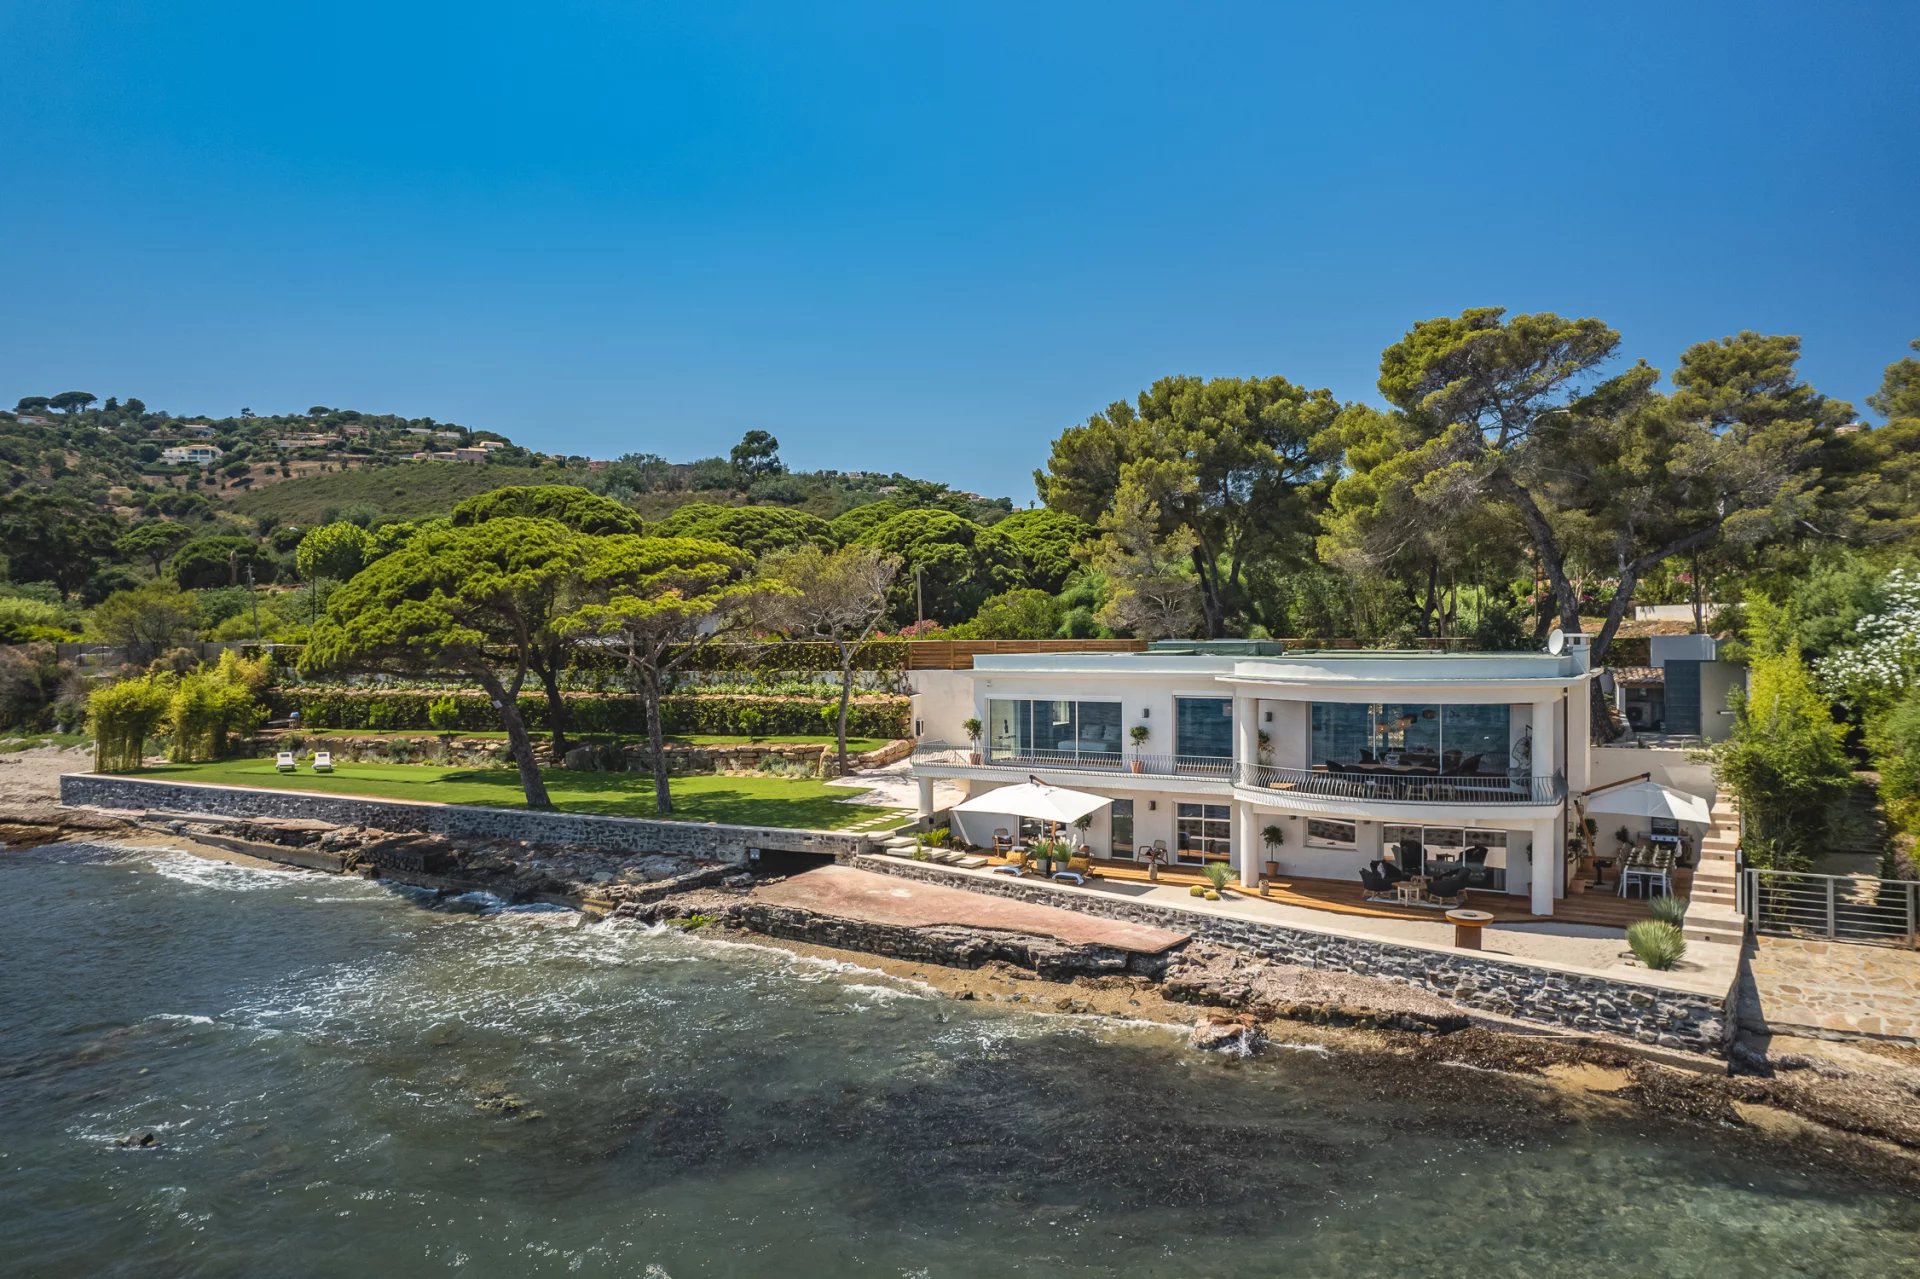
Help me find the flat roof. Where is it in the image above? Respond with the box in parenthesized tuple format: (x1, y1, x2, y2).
(969, 648, 1585, 686)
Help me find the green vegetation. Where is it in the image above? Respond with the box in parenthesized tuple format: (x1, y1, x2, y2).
(1648, 895, 1689, 926)
(279, 728, 889, 752)
(1626, 920, 1688, 970)
(121, 759, 905, 829)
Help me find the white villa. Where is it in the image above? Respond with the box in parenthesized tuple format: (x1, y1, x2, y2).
(160, 444, 223, 466)
(909, 640, 1722, 918)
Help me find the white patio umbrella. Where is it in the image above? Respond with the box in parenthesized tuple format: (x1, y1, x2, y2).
(1580, 780, 1711, 825)
(953, 779, 1113, 826)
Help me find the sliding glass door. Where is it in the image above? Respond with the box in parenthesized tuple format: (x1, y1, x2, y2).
(986, 699, 1124, 765)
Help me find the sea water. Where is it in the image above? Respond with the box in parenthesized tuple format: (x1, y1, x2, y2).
(2, 843, 1915, 1278)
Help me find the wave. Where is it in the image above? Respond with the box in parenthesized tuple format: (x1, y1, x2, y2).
(144, 850, 304, 892)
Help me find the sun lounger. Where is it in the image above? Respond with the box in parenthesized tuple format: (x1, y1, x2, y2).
(275, 751, 296, 773)
(311, 750, 334, 773)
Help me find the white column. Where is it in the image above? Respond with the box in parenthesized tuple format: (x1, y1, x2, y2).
(1234, 803, 1260, 887)
(916, 775, 935, 819)
(1530, 698, 1559, 788)
(1565, 680, 1591, 795)
(1530, 816, 1555, 916)
(1234, 696, 1258, 781)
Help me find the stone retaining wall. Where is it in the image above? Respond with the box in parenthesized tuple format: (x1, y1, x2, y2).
(727, 901, 1163, 978)
(60, 774, 870, 862)
(855, 856, 1731, 1053)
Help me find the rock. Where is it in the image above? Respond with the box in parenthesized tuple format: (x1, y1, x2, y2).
(562, 746, 599, 771)
(1189, 1016, 1265, 1056)
(115, 1131, 159, 1148)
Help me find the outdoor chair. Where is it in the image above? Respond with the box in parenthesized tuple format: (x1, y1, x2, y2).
(1371, 859, 1409, 885)
(275, 751, 296, 773)
(1426, 868, 1470, 905)
(1052, 853, 1094, 885)
(1358, 867, 1394, 899)
(311, 750, 334, 773)
(992, 828, 1012, 853)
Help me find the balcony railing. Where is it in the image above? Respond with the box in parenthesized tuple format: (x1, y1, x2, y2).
(910, 743, 1231, 779)
(910, 746, 1563, 804)
(1233, 762, 1565, 805)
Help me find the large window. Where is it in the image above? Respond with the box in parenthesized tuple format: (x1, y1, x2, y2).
(1175, 697, 1234, 762)
(1175, 802, 1231, 865)
(1383, 824, 1512, 890)
(1309, 703, 1511, 777)
(986, 699, 1123, 764)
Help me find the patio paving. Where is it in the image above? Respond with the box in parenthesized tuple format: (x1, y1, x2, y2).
(756, 865, 1188, 954)
(1746, 935, 1920, 1043)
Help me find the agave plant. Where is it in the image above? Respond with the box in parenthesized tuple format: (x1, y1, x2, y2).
(1649, 895, 1688, 926)
(1626, 920, 1687, 970)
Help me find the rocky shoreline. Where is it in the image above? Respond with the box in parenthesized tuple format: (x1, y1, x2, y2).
(9, 787, 1920, 1193)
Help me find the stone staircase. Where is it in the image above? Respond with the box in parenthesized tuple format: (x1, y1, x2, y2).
(1683, 790, 1747, 946)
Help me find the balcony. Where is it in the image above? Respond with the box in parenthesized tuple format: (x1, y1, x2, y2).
(1233, 762, 1565, 805)
(910, 745, 1563, 806)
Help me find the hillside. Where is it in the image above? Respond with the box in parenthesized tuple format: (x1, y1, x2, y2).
(232, 462, 556, 525)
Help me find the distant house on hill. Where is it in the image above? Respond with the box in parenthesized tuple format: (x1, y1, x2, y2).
(161, 444, 222, 466)
(182, 423, 217, 439)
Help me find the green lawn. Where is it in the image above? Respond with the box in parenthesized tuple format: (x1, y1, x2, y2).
(122, 759, 907, 830)
(283, 729, 889, 752)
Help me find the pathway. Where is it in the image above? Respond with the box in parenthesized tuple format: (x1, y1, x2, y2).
(1745, 935, 1920, 1043)
(756, 865, 1188, 954)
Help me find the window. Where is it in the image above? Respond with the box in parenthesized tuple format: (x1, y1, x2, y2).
(1110, 799, 1134, 859)
(1175, 697, 1234, 762)
(1310, 702, 1512, 777)
(1305, 819, 1356, 849)
(1381, 825, 1512, 890)
(1175, 802, 1231, 865)
(985, 699, 1124, 764)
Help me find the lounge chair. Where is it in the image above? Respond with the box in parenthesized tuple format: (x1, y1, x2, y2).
(275, 750, 296, 773)
(1052, 853, 1093, 885)
(1358, 867, 1395, 899)
(990, 848, 1028, 876)
(311, 750, 334, 773)
(1462, 845, 1490, 887)
(1372, 859, 1410, 885)
(992, 828, 1013, 853)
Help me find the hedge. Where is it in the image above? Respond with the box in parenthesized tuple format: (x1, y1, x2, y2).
(271, 689, 911, 740)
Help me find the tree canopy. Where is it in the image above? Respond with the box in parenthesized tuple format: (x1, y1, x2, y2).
(853, 508, 1021, 627)
(653, 502, 834, 556)
(450, 484, 645, 535)
(302, 519, 587, 807)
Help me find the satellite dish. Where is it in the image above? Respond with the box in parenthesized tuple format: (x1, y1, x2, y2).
(1546, 628, 1567, 656)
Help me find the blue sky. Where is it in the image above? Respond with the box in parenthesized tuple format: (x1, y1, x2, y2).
(3, 1, 1915, 499)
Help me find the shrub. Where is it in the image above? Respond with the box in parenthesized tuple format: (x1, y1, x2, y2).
(1626, 920, 1687, 970)
(166, 652, 268, 762)
(88, 675, 174, 771)
(1188, 884, 1206, 897)
(1203, 889, 1222, 901)
(426, 695, 461, 733)
(1202, 862, 1235, 891)
(1649, 896, 1689, 927)
(273, 688, 912, 740)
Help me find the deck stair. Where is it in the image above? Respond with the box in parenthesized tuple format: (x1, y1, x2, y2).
(1683, 790, 1746, 946)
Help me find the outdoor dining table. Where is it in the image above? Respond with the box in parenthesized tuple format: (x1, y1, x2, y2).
(1617, 844, 1676, 898)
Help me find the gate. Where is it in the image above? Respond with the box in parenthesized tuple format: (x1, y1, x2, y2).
(1742, 868, 1920, 948)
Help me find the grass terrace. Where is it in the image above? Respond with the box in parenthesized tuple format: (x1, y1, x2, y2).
(122, 759, 909, 831)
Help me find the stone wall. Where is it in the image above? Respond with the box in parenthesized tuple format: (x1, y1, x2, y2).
(855, 856, 1731, 1053)
(60, 774, 871, 862)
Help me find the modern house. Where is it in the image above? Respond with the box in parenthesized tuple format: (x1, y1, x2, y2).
(160, 444, 223, 466)
(910, 640, 1720, 917)
(1603, 633, 1741, 741)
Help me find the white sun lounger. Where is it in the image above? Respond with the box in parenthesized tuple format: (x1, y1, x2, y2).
(275, 751, 297, 773)
(311, 750, 334, 773)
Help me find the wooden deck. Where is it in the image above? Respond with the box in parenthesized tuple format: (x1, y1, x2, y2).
(1083, 858, 1682, 929)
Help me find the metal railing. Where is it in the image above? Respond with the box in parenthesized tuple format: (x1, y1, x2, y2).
(1233, 762, 1565, 805)
(1742, 868, 1919, 948)
(908, 743, 1232, 779)
(911, 743, 1560, 803)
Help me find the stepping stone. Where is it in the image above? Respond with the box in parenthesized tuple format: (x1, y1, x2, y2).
(954, 855, 989, 869)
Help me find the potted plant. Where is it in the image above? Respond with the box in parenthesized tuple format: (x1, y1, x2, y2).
(962, 717, 983, 765)
(1261, 823, 1286, 890)
(1141, 842, 1165, 882)
(1257, 728, 1273, 763)
(1129, 723, 1150, 773)
(1073, 812, 1093, 854)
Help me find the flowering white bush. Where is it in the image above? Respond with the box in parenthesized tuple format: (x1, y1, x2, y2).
(1817, 566, 1920, 706)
